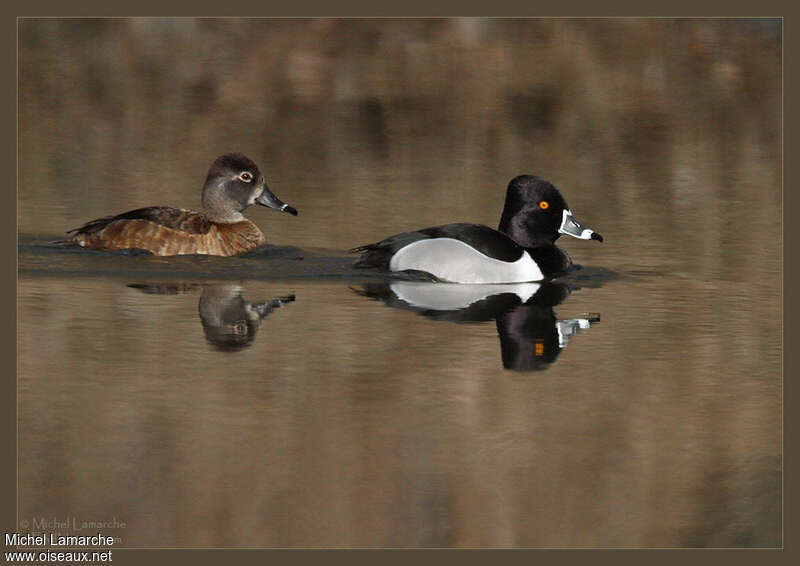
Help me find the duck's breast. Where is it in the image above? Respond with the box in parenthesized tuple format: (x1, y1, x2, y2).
(208, 221, 266, 256)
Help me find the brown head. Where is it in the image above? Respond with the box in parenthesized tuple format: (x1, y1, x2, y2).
(201, 153, 298, 222)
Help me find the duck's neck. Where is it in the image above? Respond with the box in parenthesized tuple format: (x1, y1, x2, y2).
(203, 209, 246, 224)
(202, 182, 247, 223)
(498, 209, 558, 249)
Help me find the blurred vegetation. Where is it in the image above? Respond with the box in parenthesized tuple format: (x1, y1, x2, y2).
(19, 20, 780, 253)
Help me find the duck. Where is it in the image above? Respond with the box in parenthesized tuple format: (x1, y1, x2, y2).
(57, 153, 298, 256)
(351, 175, 602, 283)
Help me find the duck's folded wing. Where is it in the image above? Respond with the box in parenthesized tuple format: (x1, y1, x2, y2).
(351, 223, 523, 269)
(67, 207, 212, 236)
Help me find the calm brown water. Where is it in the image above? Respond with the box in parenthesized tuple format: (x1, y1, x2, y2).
(17, 18, 781, 548)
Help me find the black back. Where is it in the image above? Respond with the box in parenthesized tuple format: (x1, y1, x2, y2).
(352, 223, 524, 269)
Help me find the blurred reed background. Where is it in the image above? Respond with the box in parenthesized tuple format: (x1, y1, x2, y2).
(19, 19, 780, 274)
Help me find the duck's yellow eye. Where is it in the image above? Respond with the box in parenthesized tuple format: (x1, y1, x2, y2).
(539, 201, 549, 210)
(239, 172, 253, 182)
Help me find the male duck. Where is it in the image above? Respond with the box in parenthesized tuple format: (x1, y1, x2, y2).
(60, 153, 298, 256)
(352, 175, 602, 283)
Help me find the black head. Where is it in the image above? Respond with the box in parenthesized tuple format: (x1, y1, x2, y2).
(498, 175, 602, 248)
(202, 153, 298, 221)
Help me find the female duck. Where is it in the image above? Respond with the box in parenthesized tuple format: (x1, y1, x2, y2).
(352, 175, 602, 283)
(60, 153, 298, 256)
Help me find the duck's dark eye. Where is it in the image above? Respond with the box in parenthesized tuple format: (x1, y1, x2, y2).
(539, 201, 549, 210)
(232, 321, 248, 335)
(238, 172, 253, 182)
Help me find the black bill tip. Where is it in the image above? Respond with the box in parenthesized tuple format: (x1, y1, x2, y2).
(591, 232, 603, 242)
(283, 205, 298, 216)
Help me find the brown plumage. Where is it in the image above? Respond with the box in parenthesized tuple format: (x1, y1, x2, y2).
(58, 154, 298, 257)
(67, 207, 266, 256)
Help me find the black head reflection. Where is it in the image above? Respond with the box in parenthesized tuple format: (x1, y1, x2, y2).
(127, 283, 295, 352)
(496, 301, 600, 371)
(352, 280, 598, 371)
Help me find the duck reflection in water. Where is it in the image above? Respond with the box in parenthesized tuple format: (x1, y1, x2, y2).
(127, 283, 295, 352)
(352, 281, 598, 371)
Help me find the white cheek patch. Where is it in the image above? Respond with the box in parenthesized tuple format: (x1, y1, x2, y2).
(249, 186, 264, 205)
(389, 238, 544, 284)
